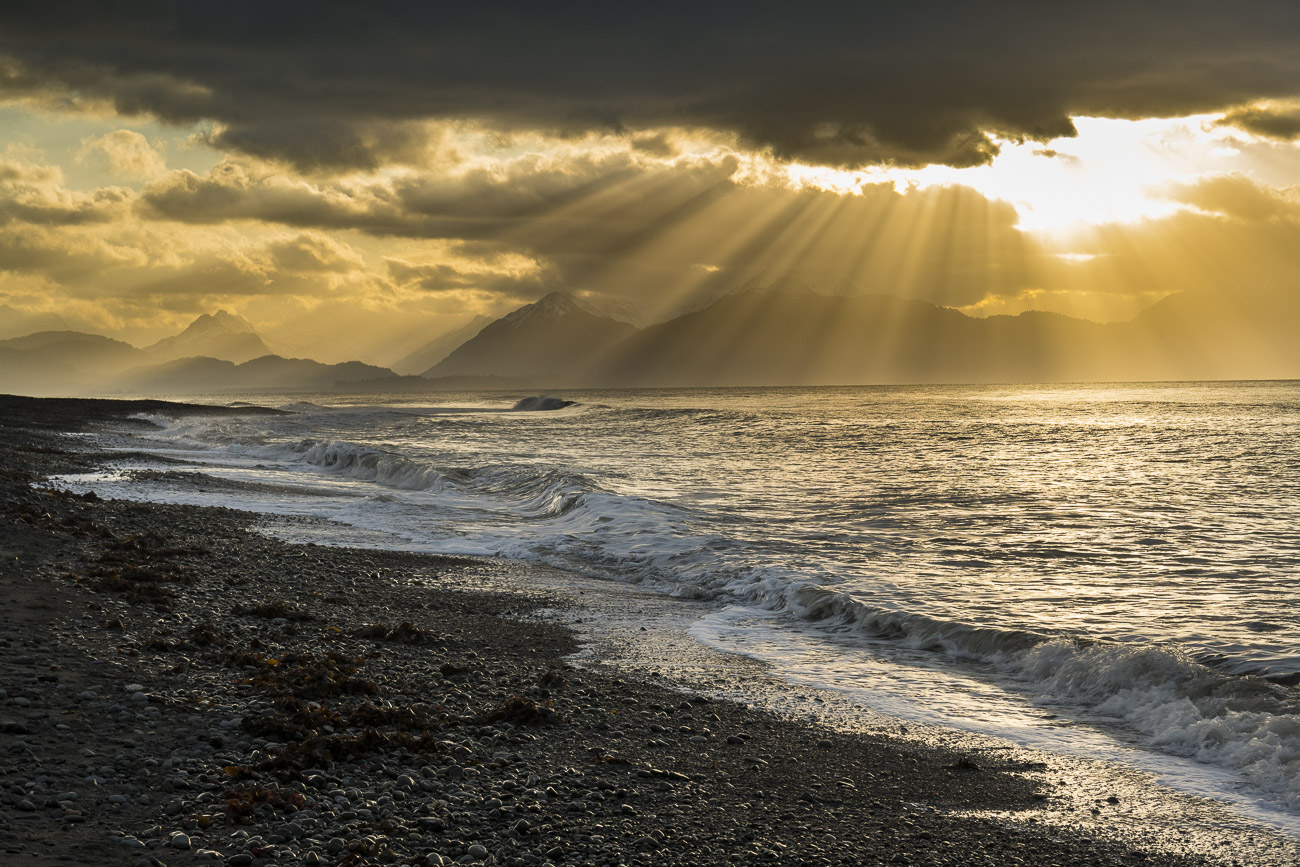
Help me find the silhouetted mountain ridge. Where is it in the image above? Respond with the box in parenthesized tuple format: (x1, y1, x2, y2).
(425, 292, 637, 380)
(0, 331, 147, 373)
(119, 354, 397, 393)
(1, 285, 1296, 397)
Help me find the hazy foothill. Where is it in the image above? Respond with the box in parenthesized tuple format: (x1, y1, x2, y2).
(2, 278, 1297, 396)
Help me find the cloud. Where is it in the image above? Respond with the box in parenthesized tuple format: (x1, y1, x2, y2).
(0, 222, 147, 283)
(1219, 101, 1300, 140)
(0, 154, 132, 225)
(138, 160, 383, 229)
(1164, 173, 1299, 222)
(2, 3, 1299, 169)
(265, 232, 365, 274)
(136, 144, 742, 241)
(77, 129, 167, 179)
(386, 257, 553, 300)
(125, 142, 1044, 313)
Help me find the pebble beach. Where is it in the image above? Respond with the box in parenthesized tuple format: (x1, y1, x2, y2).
(0, 395, 1276, 867)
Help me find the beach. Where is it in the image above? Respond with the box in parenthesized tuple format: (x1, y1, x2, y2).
(0, 395, 1277, 866)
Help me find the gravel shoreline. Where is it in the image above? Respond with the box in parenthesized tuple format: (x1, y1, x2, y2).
(0, 395, 1254, 866)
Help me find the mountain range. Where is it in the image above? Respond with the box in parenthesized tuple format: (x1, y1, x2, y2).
(425, 293, 636, 380)
(145, 310, 271, 364)
(0, 284, 1295, 396)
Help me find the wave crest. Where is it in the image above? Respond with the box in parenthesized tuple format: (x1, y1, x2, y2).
(512, 396, 575, 411)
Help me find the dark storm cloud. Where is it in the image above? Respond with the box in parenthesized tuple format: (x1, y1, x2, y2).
(1219, 104, 1300, 140)
(2, 2, 1299, 169)
(137, 151, 738, 241)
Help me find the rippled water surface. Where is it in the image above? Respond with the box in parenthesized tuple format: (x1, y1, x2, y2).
(62, 381, 1300, 815)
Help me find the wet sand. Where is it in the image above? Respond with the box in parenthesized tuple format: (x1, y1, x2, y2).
(0, 394, 1277, 866)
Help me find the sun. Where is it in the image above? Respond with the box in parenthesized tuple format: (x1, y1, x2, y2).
(945, 114, 1240, 235)
(784, 113, 1251, 237)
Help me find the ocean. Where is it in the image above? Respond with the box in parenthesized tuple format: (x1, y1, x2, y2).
(54, 382, 1300, 832)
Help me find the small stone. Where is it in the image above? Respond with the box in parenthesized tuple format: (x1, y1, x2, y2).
(227, 855, 253, 867)
(170, 833, 191, 850)
(467, 843, 488, 859)
(15, 799, 35, 812)
(125, 684, 145, 693)
(56, 791, 77, 801)
(12, 697, 30, 708)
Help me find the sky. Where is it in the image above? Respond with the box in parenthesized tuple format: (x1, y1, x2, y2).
(1, 2, 1299, 362)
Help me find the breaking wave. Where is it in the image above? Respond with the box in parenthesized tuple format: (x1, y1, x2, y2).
(284, 438, 592, 521)
(511, 396, 575, 411)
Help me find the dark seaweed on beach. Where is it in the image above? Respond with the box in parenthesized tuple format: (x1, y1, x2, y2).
(350, 620, 438, 643)
(232, 597, 316, 621)
(266, 729, 443, 771)
(480, 694, 559, 726)
(242, 696, 441, 743)
(222, 784, 309, 824)
(228, 650, 379, 698)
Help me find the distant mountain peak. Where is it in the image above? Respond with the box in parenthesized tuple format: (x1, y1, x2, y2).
(146, 309, 269, 364)
(497, 291, 645, 329)
(499, 292, 587, 329)
(180, 310, 256, 337)
(426, 291, 637, 380)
